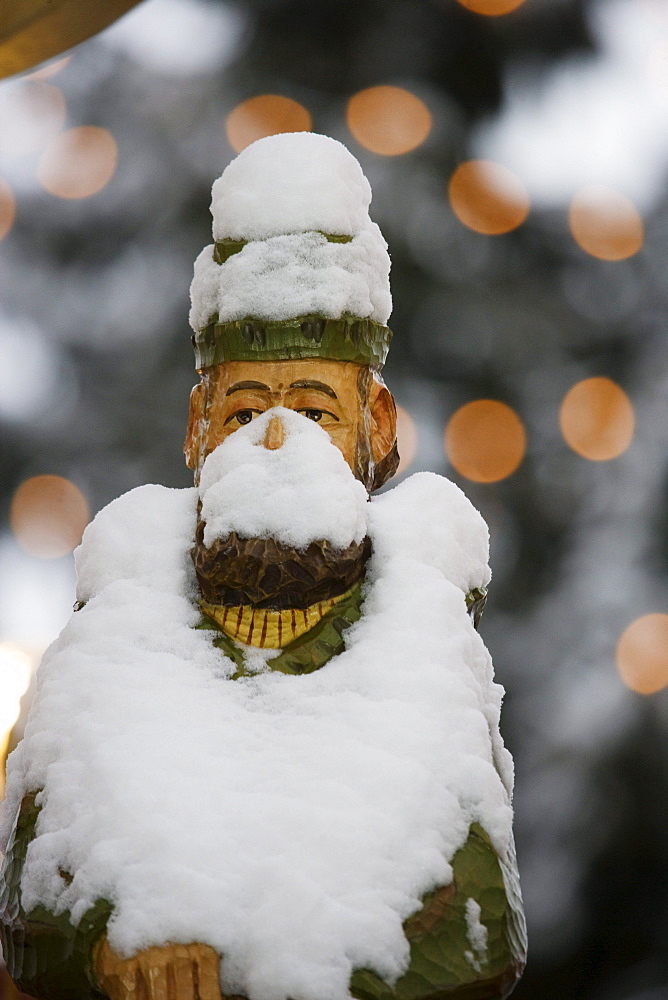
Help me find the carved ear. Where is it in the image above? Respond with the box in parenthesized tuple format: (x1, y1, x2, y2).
(184, 382, 206, 475)
(369, 375, 397, 466)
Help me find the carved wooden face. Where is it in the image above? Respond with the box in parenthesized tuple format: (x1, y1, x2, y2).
(184, 358, 397, 489)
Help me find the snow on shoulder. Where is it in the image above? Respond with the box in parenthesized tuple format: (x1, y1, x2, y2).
(2, 450, 512, 1000)
(189, 133, 392, 330)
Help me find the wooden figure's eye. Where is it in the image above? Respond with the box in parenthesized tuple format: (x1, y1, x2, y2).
(225, 409, 262, 426)
(297, 407, 339, 423)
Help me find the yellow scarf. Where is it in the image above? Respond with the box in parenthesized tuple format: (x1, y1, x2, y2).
(198, 591, 349, 649)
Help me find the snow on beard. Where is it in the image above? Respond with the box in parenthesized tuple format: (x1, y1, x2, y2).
(194, 408, 371, 608)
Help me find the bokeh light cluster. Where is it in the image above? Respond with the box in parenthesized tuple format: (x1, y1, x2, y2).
(0, 56, 117, 217)
(439, 376, 633, 486)
(222, 90, 647, 269)
(225, 86, 433, 158)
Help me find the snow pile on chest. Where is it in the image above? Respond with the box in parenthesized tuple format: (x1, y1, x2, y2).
(2, 465, 511, 1000)
(199, 408, 368, 550)
(189, 133, 392, 331)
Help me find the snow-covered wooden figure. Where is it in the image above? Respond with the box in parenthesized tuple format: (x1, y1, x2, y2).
(0, 133, 526, 1000)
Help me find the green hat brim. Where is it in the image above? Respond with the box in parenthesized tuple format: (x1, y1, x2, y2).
(193, 314, 392, 370)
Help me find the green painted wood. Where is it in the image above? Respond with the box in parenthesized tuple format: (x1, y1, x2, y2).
(0, 793, 111, 999)
(2, 806, 524, 1000)
(193, 314, 392, 369)
(212, 233, 353, 266)
(195, 581, 365, 677)
(350, 825, 526, 1000)
(194, 584, 487, 678)
(464, 589, 487, 631)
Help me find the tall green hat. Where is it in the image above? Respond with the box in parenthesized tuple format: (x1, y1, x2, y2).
(189, 132, 392, 370)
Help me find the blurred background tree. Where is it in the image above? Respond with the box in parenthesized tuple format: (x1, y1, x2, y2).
(2, 1, 668, 998)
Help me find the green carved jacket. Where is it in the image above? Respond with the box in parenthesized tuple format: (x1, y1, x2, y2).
(0, 586, 526, 1000)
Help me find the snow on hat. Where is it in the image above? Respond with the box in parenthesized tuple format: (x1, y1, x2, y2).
(189, 132, 393, 369)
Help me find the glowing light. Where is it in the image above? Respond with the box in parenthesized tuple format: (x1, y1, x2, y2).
(0, 178, 16, 241)
(226, 96, 312, 154)
(640, 0, 668, 27)
(0, 643, 32, 735)
(37, 126, 118, 200)
(448, 160, 530, 235)
(456, 0, 527, 14)
(10, 475, 90, 559)
(445, 400, 526, 483)
(569, 186, 643, 261)
(0, 82, 66, 160)
(346, 86, 432, 156)
(559, 377, 634, 461)
(616, 614, 668, 694)
(396, 405, 418, 474)
(25, 55, 72, 81)
(647, 41, 668, 103)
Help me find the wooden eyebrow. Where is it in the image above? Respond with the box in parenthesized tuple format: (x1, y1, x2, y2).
(225, 381, 272, 396)
(288, 380, 338, 399)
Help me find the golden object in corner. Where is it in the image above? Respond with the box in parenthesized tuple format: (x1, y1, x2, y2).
(0, 0, 145, 80)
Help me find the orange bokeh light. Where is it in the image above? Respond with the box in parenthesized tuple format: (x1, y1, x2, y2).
(396, 405, 418, 474)
(26, 55, 72, 81)
(569, 186, 643, 261)
(448, 160, 530, 235)
(559, 377, 634, 461)
(10, 475, 90, 559)
(0, 178, 16, 241)
(616, 614, 668, 694)
(346, 86, 432, 156)
(445, 400, 526, 483)
(456, 0, 527, 15)
(37, 126, 118, 199)
(226, 96, 312, 154)
(0, 82, 66, 160)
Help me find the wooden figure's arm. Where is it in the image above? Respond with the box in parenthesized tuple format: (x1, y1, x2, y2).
(0, 792, 111, 1000)
(94, 937, 224, 1000)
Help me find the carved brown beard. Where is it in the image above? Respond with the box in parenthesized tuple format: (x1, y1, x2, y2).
(192, 515, 371, 610)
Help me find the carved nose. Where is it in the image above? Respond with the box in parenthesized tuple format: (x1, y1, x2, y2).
(262, 416, 285, 450)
